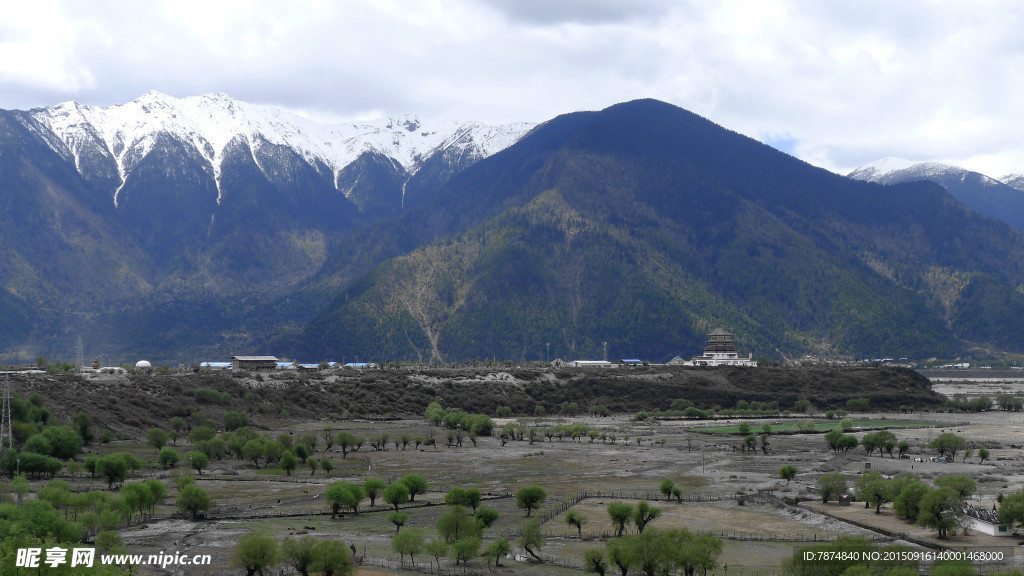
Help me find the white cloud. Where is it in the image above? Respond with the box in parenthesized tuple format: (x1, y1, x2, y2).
(2, 0, 1024, 176)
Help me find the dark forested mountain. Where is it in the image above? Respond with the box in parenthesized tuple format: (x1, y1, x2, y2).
(849, 159, 1024, 232)
(284, 99, 1024, 364)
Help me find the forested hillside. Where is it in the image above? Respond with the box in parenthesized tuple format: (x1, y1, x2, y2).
(285, 100, 1024, 363)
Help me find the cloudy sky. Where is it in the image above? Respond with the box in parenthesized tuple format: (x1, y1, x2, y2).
(2, 0, 1023, 176)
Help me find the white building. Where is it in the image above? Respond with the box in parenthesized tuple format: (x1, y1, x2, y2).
(571, 360, 616, 368)
(963, 504, 1013, 536)
(686, 328, 758, 367)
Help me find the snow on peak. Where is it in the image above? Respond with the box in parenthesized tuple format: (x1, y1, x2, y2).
(850, 158, 1014, 190)
(1001, 173, 1024, 192)
(848, 157, 919, 180)
(26, 92, 534, 206)
(848, 157, 976, 183)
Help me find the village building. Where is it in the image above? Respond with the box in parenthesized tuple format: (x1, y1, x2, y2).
(963, 503, 1014, 536)
(231, 356, 279, 371)
(687, 328, 758, 367)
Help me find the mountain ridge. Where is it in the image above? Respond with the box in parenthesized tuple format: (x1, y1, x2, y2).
(24, 91, 534, 207)
(283, 99, 1024, 364)
(849, 158, 1024, 231)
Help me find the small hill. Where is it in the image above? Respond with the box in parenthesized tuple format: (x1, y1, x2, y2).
(5, 366, 946, 439)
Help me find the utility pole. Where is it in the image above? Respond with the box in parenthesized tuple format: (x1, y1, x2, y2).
(1, 375, 13, 464)
(603, 341, 608, 362)
(546, 342, 550, 363)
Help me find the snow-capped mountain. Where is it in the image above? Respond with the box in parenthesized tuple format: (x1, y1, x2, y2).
(0, 92, 535, 360)
(1001, 173, 1024, 193)
(849, 158, 1024, 231)
(24, 91, 533, 208)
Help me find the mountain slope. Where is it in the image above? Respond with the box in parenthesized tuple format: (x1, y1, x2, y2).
(849, 158, 1024, 231)
(289, 99, 1024, 363)
(0, 93, 533, 361)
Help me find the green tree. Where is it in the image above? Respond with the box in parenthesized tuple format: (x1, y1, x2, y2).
(143, 478, 165, 515)
(177, 483, 211, 521)
(187, 450, 209, 474)
(364, 477, 386, 506)
(659, 479, 674, 500)
(335, 431, 361, 459)
(437, 505, 480, 542)
(566, 509, 588, 537)
(633, 500, 661, 533)
(918, 488, 962, 539)
(978, 447, 990, 464)
(280, 450, 298, 476)
(928, 433, 966, 460)
(445, 486, 482, 511)
(607, 539, 632, 576)
(11, 474, 29, 504)
(389, 510, 408, 532)
(515, 485, 547, 517)
(893, 479, 930, 521)
(898, 440, 911, 458)
(618, 530, 660, 576)
(780, 464, 797, 483)
(936, 475, 977, 500)
(326, 482, 365, 516)
(43, 425, 83, 459)
(320, 458, 334, 475)
(998, 490, 1024, 529)
(474, 505, 500, 531)
(224, 410, 249, 431)
(425, 540, 449, 572)
(663, 528, 724, 576)
(383, 482, 410, 510)
(281, 536, 318, 576)
(846, 398, 870, 412)
(72, 412, 95, 445)
(393, 528, 425, 565)
(158, 446, 179, 468)
(96, 453, 129, 489)
(400, 474, 428, 502)
(854, 471, 892, 514)
(122, 481, 154, 521)
(451, 536, 481, 565)
(482, 537, 511, 567)
(233, 532, 278, 576)
(584, 549, 609, 576)
(147, 427, 170, 451)
(519, 519, 544, 562)
(170, 417, 185, 443)
(313, 540, 353, 576)
(818, 472, 847, 504)
(307, 457, 319, 476)
(243, 438, 267, 468)
(608, 501, 633, 536)
(188, 425, 216, 444)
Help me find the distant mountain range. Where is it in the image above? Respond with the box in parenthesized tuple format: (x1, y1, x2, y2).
(849, 158, 1024, 231)
(5, 95, 1024, 364)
